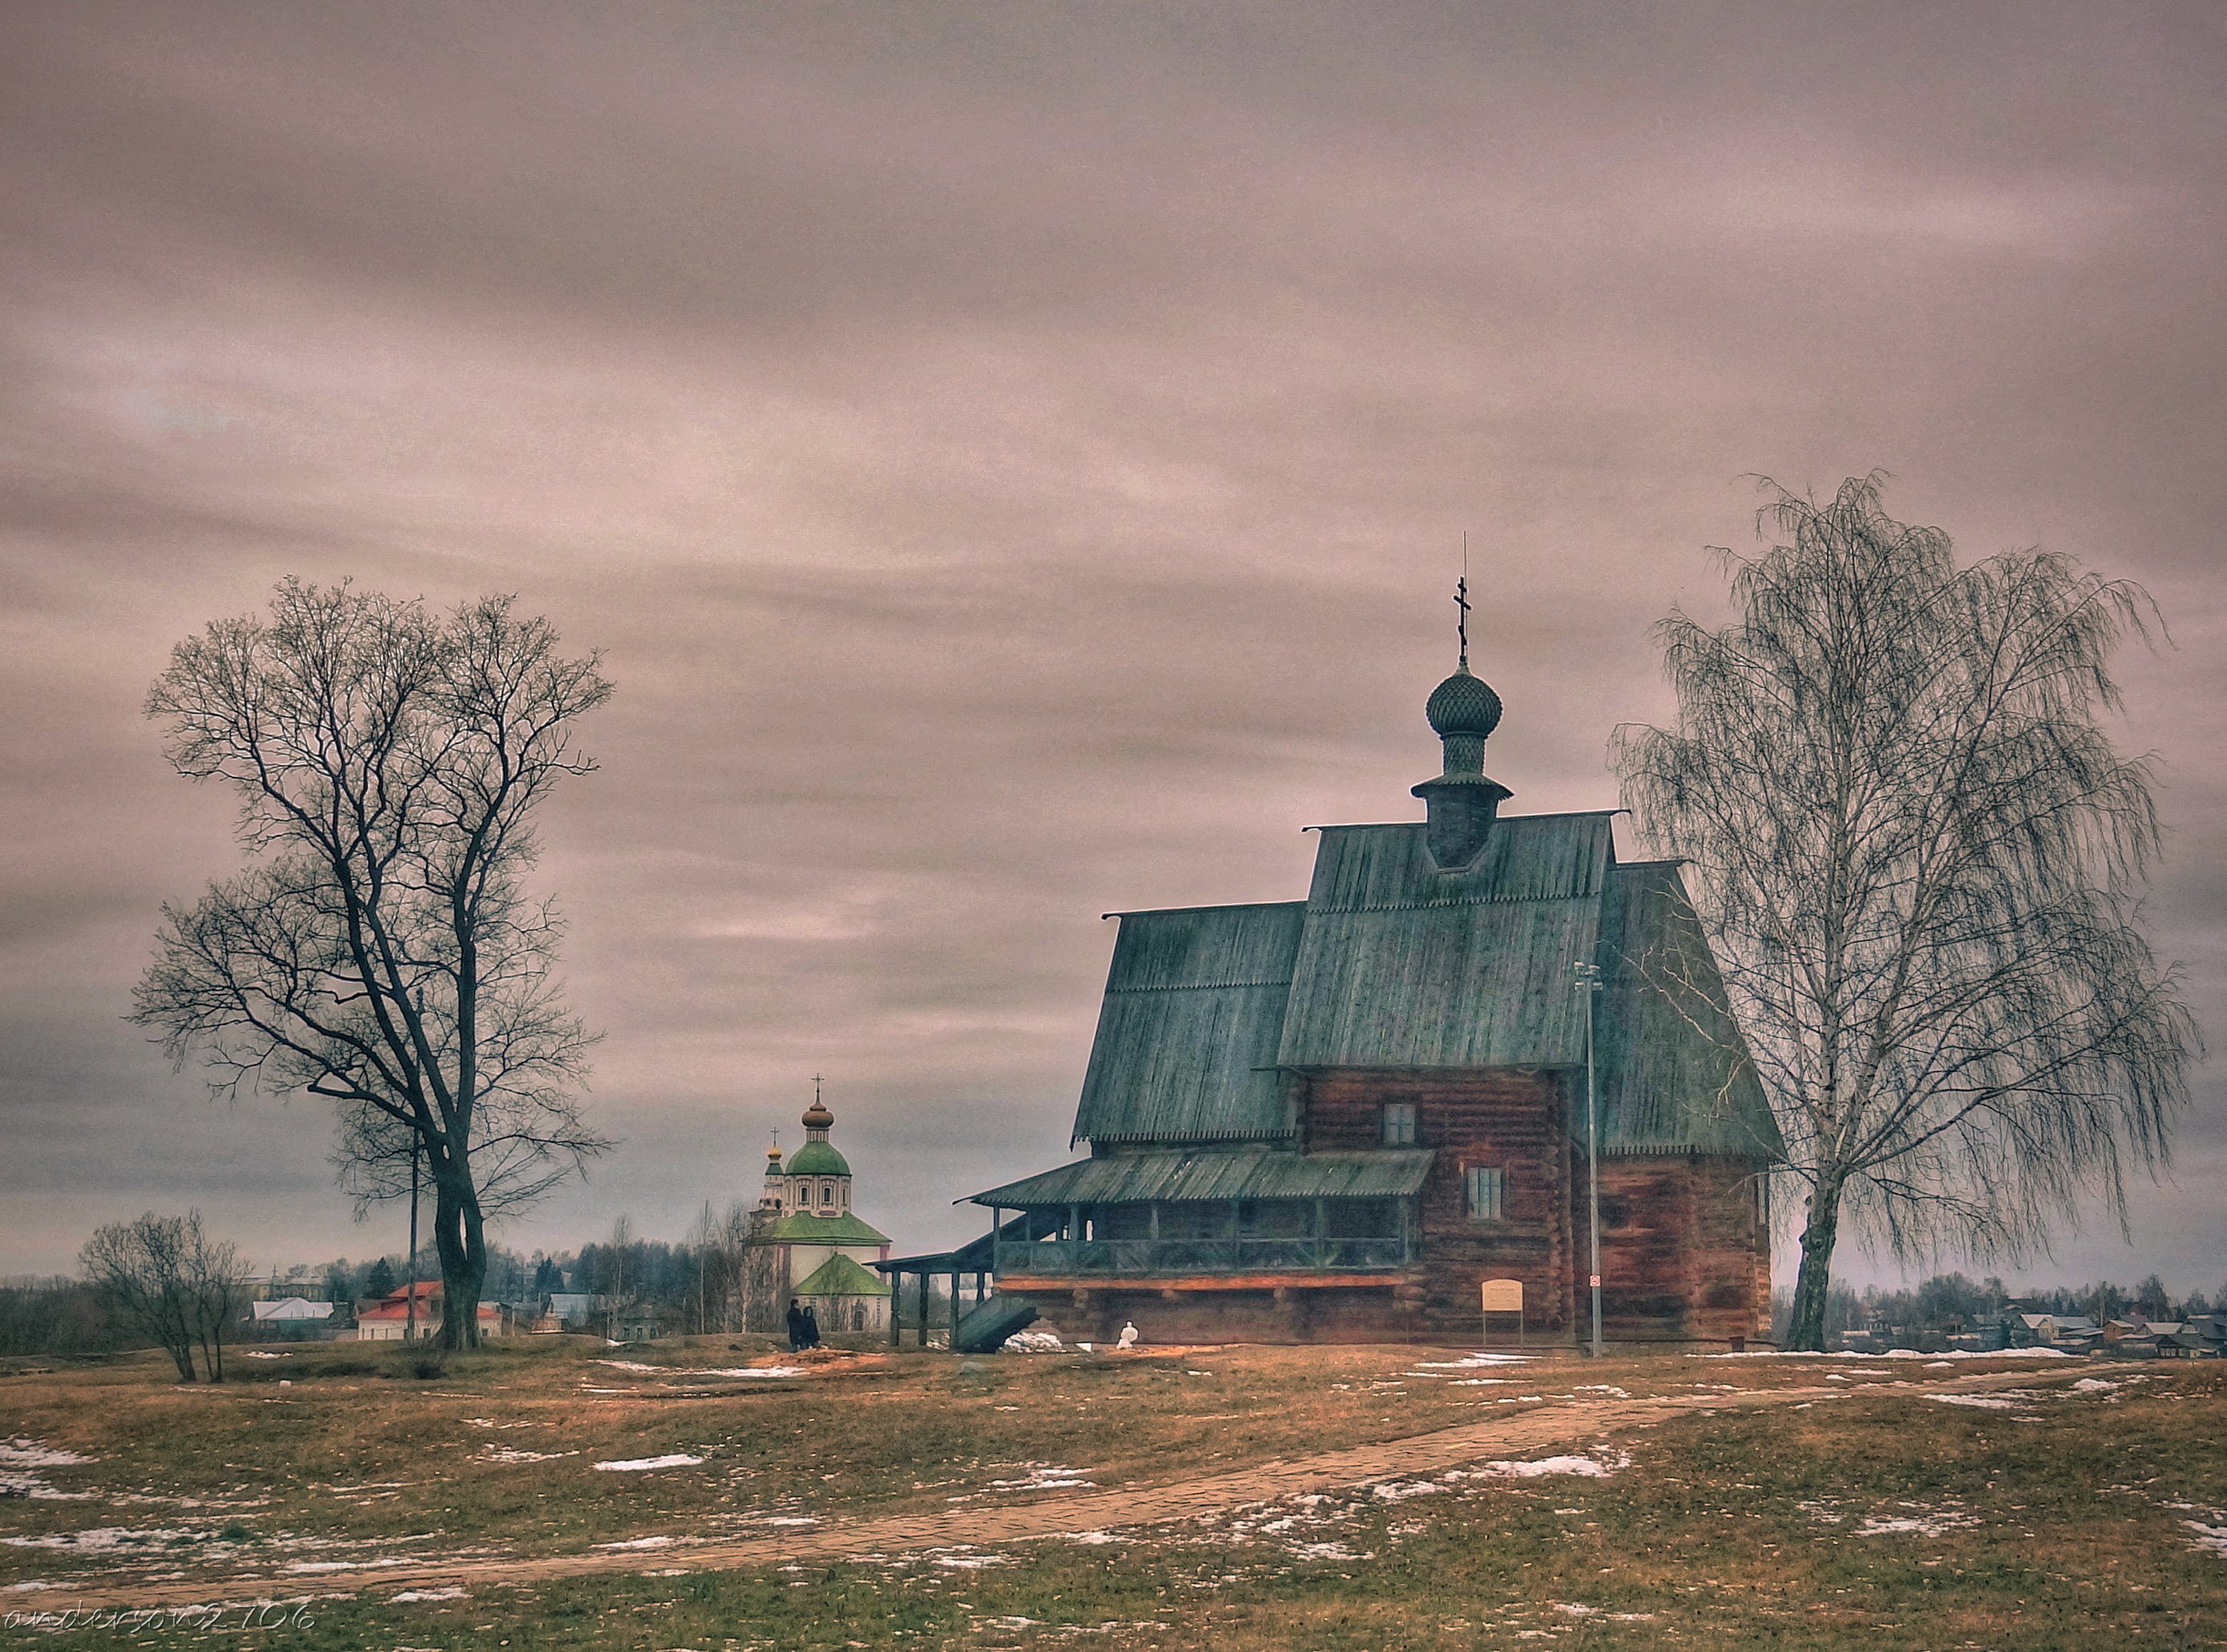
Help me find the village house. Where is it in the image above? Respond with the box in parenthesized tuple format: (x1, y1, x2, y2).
(351, 1280, 504, 1341)
(906, 628, 1780, 1348)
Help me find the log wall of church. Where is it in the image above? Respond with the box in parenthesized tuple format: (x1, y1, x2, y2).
(1300, 1069, 1575, 1339)
(1588, 1154, 1770, 1342)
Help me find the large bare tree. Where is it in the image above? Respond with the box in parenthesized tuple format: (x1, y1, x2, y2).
(134, 580, 614, 1349)
(1614, 476, 2194, 1350)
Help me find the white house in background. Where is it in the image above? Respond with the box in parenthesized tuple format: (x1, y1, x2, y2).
(248, 1296, 335, 1324)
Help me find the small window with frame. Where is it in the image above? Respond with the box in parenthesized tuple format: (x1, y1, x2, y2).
(1381, 1102, 1417, 1147)
(1465, 1164, 1505, 1221)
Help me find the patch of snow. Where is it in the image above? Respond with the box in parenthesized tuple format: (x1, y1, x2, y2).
(593, 1454, 705, 1472)
(595, 1360, 664, 1373)
(1696, 1347, 2070, 1361)
(1371, 1481, 1447, 1501)
(4, 1526, 196, 1550)
(0, 1441, 93, 1469)
(1572, 1385, 1630, 1398)
(695, 1366, 806, 1378)
(480, 1446, 575, 1463)
(283, 1558, 413, 1574)
(2072, 1377, 2119, 1393)
(1059, 1530, 1123, 1545)
(1554, 1602, 1601, 1617)
(1855, 1507, 1980, 1537)
(1003, 1330, 1064, 1353)
(1466, 1451, 1630, 1480)
(2182, 1522, 2227, 1558)
(1410, 1352, 1533, 1370)
(390, 1587, 468, 1602)
(988, 1466, 1097, 1491)
(1924, 1393, 2020, 1409)
(0, 1473, 92, 1501)
(242, 1351, 288, 1360)
(930, 1550, 1015, 1570)
(595, 1535, 678, 1550)
(1285, 1540, 1371, 1561)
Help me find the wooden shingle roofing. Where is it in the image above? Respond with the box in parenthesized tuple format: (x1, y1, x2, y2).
(1069, 810, 1779, 1159)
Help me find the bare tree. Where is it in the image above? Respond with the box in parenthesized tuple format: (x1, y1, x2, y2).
(81, 1212, 247, 1381)
(133, 581, 615, 1350)
(1614, 476, 2194, 1350)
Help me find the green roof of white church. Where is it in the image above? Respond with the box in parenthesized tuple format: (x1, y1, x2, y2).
(792, 1252, 890, 1298)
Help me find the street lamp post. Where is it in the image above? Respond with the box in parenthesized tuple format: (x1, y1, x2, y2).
(1573, 960, 1605, 1358)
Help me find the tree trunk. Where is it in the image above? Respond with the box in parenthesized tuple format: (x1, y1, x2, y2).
(431, 1171, 488, 1352)
(165, 1338, 197, 1383)
(1786, 1177, 1843, 1351)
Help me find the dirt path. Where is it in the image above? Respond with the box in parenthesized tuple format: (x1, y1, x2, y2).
(20, 1366, 2080, 1611)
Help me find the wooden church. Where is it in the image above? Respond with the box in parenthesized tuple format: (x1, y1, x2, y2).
(959, 617, 1780, 1347)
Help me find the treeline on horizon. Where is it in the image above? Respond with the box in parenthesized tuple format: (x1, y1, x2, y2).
(5, 1233, 2221, 1359)
(1769, 1270, 2220, 1346)
(0, 1208, 818, 1357)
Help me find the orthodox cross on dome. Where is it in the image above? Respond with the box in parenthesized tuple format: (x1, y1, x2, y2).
(1454, 575, 1472, 670)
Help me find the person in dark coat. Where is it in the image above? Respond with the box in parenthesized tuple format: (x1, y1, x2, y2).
(801, 1304, 822, 1349)
(785, 1298, 806, 1353)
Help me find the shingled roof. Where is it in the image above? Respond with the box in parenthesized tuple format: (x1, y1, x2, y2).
(1067, 811, 1779, 1158)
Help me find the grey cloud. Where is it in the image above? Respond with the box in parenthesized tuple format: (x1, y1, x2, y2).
(0, 2, 2219, 1289)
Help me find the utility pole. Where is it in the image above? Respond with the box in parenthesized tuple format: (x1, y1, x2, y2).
(1574, 959, 1605, 1358)
(405, 1134, 421, 1343)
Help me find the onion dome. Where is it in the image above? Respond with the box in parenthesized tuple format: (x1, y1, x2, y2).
(1425, 665, 1503, 740)
(802, 1096, 834, 1132)
(786, 1139, 850, 1177)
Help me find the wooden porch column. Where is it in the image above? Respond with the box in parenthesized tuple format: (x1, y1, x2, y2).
(918, 1272, 931, 1349)
(888, 1272, 901, 1348)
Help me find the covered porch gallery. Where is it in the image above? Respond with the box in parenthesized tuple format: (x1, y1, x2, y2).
(973, 1148, 1433, 1282)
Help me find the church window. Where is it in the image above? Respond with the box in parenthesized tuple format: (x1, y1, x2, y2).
(1465, 1165, 1505, 1221)
(1381, 1102, 1417, 1146)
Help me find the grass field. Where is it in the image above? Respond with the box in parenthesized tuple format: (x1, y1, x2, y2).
(3, 1336, 2221, 1649)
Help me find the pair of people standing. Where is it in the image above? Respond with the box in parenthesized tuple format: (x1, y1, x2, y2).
(785, 1298, 822, 1353)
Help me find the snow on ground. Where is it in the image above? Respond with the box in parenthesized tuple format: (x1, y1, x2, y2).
(283, 1558, 414, 1574)
(593, 1360, 664, 1373)
(0, 1474, 91, 1501)
(593, 1454, 705, 1472)
(2182, 1522, 2227, 1558)
(390, 1587, 468, 1602)
(2072, 1377, 2120, 1393)
(695, 1366, 806, 1378)
(987, 1466, 1098, 1491)
(1409, 1352, 1534, 1372)
(1854, 1505, 1980, 1537)
(930, 1548, 1016, 1570)
(0, 1441, 93, 1469)
(1003, 1330, 1063, 1352)
(594, 1535, 681, 1550)
(4, 1526, 198, 1551)
(479, 1445, 576, 1463)
(1465, 1452, 1630, 1480)
(1924, 1393, 2021, 1409)
(1729, 1348, 2052, 1363)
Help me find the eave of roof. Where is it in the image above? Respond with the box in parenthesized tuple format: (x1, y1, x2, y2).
(967, 1146, 1434, 1208)
(762, 1211, 890, 1244)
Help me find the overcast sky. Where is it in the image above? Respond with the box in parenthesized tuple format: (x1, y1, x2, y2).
(2, 2, 2221, 1297)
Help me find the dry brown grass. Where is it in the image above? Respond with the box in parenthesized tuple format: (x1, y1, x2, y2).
(8, 1336, 2209, 1650)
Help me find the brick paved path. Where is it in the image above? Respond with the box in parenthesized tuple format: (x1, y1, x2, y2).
(25, 1367, 2077, 1611)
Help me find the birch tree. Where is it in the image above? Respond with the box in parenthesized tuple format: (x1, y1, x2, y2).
(134, 580, 614, 1350)
(1614, 476, 2193, 1350)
